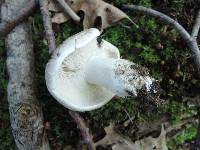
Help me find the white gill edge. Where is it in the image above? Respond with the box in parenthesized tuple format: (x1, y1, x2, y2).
(45, 28, 100, 92)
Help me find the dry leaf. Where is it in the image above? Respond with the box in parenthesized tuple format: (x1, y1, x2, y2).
(95, 124, 168, 150)
(95, 124, 135, 150)
(48, 0, 131, 30)
(52, 12, 69, 24)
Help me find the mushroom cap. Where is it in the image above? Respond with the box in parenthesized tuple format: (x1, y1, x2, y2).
(45, 28, 120, 112)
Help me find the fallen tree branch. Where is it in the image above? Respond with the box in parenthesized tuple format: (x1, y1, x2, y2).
(124, 5, 192, 40)
(123, 5, 200, 74)
(39, 0, 56, 54)
(68, 110, 95, 150)
(0, 0, 37, 37)
(56, 0, 80, 22)
(0, 0, 81, 37)
(3, 0, 50, 149)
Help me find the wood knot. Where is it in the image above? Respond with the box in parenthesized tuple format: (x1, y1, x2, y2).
(10, 102, 42, 131)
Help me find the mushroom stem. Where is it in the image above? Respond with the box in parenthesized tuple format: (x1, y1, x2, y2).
(85, 56, 158, 98)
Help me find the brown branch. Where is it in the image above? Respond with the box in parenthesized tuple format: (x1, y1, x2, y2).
(4, 0, 50, 148)
(123, 5, 191, 42)
(56, 0, 80, 22)
(0, 0, 36, 37)
(0, 0, 81, 37)
(123, 5, 200, 75)
(39, 0, 56, 54)
(68, 110, 95, 150)
(192, 9, 200, 39)
(39, 1, 92, 146)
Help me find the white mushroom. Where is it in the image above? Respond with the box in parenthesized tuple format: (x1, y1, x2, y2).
(45, 28, 160, 112)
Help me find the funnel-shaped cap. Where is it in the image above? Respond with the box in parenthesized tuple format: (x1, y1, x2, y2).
(45, 28, 120, 112)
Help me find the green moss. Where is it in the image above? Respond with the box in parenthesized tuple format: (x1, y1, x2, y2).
(167, 123, 198, 149)
(87, 98, 136, 126)
(139, 0, 152, 7)
(176, 123, 197, 144)
(139, 45, 160, 63)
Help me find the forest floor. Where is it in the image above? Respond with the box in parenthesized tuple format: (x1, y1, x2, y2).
(0, 0, 200, 149)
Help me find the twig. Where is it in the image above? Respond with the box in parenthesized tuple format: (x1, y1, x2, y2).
(119, 22, 131, 29)
(192, 9, 200, 39)
(123, 5, 191, 41)
(123, 5, 200, 74)
(39, 0, 56, 54)
(191, 7, 200, 80)
(0, 0, 81, 37)
(123, 5, 200, 148)
(68, 110, 95, 150)
(0, 0, 80, 37)
(56, 0, 80, 22)
(39, 0, 92, 145)
(0, 0, 36, 37)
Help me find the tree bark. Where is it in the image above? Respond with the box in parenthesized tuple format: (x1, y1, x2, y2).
(39, 0, 56, 54)
(68, 110, 95, 150)
(2, 0, 50, 149)
(0, 0, 37, 37)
